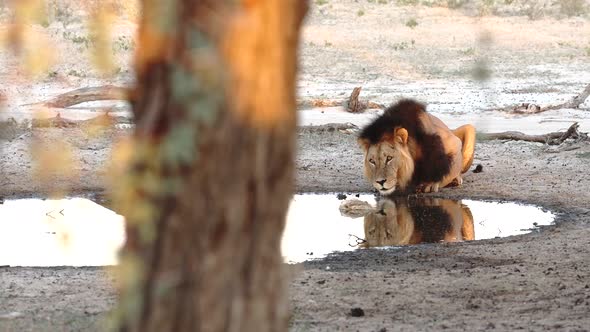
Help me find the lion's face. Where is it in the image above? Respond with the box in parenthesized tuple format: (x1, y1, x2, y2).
(363, 198, 414, 247)
(359, 128, 414, 195)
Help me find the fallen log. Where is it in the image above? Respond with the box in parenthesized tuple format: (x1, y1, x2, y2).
(346, 87, 363, 113)
(32, 112, 133, 128)
(22, 85, 133, 128)
(296, 99, 342, 108)
(32, 85, 386, 114)
(493, 84, 590, 114)
(26, 85, 130, 108)
(479, 122, 587, 145)
(344, 86, 384, 113)
(296, 86, 384, 112)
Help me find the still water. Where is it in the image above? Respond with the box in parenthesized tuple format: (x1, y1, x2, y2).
(0, 194, 554, 266)
(282, 194, 554, 263)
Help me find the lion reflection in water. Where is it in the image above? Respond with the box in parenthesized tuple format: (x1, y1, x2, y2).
(340, 197, 474, 248)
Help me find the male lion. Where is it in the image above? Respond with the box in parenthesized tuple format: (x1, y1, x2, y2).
(360, 197, 475, 248)
(358, 99, 475, 195)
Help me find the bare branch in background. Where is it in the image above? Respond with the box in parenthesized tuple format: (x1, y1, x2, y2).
(25, 85, 130, 108)
(493, 84, 590, 114)
(480, 122, 588, 145)
(297, 86, 384, 112)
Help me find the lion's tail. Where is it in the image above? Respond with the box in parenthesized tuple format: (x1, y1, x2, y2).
(452, 124, 476, 173)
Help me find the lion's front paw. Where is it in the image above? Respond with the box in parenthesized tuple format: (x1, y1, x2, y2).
(420, 182, 440, 193)
(447, 176, 463, 187)
(429, 183, 440, 193)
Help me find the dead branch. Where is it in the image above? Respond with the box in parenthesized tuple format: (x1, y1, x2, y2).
(344, 86, 385, 113)
(31, 112, 133, 128)
(555, 84, 590, 110)
(27, 85, 130, 108)
(31, 113, 77, 128)
(296, 86, 384, 112)
(298, 122, 359, 133)
(493, 84, 590, 114)
(347, 87, 362, 113)
(480, 131, 562, 143)
(296, 99, 342, 108)
(479, 122, 588, 145)
(555, 122, 584, 144)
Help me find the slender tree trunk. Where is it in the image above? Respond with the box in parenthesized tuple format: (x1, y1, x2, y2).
(115, 1, 308, 331)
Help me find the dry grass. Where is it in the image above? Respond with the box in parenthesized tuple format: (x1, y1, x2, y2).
(0, 0, 140, 25)
(393, 0, 589, 18)
(559, 0, 589, 16)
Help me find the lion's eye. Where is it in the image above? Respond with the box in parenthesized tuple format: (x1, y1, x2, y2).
(369, 159, 376, 165)
(386, 156, 393, 163)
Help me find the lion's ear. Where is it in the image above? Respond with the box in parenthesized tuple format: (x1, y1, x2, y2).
(357, 137, 370, 151)
(394, 128, 408, 145)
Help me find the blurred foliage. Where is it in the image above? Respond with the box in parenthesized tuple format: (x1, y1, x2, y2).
(559, 0, 588, 16)
(472, 30, 493, 81)
(3, 0, 136, 78)
(31, 137, 78, 184)
(5, 0, 55, 76)
(405, 17, 418, 28)
(88, 6, 116, 74)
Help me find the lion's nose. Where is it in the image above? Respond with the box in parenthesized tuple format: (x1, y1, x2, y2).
(376, 179, 386, 187)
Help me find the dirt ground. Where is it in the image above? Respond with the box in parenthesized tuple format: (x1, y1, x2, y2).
(2, 1, 590, 331)
(2, 128, 590, 331)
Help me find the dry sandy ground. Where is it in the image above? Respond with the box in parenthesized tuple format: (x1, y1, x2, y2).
(2, 1, 590, 331)
(1, 128, 590, 331)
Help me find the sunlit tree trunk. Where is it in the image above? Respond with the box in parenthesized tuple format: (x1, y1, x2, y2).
(115, 1, 308, 331)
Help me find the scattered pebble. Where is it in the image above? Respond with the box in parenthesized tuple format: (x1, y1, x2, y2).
(0, 312, 23, 320)
(337, 193, 347, 200)
(473, 164, 483, 173)
(350, 307, 365, 317)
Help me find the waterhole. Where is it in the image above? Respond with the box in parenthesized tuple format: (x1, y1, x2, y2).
(282, 194, 554, 263)
(0, 194, 554, 266)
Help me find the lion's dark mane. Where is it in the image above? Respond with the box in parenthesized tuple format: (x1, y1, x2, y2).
(359, 99, 453, 187)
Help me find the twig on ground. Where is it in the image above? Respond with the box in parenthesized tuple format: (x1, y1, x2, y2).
(348, 234, 367, 247)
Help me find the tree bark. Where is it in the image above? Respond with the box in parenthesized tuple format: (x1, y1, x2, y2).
(114, 1, 308, 332)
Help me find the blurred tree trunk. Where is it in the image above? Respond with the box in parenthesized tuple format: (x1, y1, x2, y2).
(115, 1, 308, 331)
